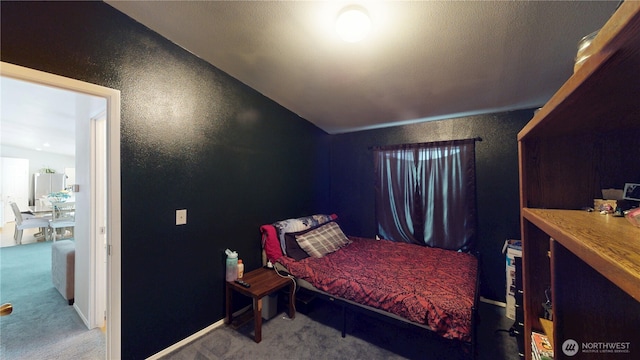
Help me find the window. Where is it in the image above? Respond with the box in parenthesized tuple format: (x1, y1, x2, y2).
(373, 138, 479, 251)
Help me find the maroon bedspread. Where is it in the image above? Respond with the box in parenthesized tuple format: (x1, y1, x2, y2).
(278, 236, 478, 342)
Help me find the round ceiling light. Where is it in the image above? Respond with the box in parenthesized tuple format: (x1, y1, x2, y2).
(335, 5, 372, 43)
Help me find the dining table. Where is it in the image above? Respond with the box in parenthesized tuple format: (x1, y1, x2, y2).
(27, 201, 76, 240)
(28, 203, 54, 215)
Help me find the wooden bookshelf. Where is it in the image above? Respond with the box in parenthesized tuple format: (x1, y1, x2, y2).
(518, 2, 640, 359)
(522, 208, 640, 302)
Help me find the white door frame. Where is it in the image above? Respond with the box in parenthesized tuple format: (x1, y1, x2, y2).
(0, 61, 122, 359)
(91, 110, 107, 329)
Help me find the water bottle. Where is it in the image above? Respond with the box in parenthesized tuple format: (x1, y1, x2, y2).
(225, 249, 238, 282)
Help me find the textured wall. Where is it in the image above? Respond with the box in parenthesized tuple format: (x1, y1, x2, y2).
(2, 1, 534, 356)
(330, 111, 532, 301)
(1, 2, 330, 358)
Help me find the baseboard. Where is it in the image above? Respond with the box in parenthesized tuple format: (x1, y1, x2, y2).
(480, 296, 506, 307)
(146, 305, 251, 360)
(74, 303, 91, 328)
(146, 321, 225, 360)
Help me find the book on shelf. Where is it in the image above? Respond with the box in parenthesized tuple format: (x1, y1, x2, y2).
(532, 331, 554, 360)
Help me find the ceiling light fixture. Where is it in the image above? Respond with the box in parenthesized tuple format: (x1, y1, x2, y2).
(335, 5, 372, 43)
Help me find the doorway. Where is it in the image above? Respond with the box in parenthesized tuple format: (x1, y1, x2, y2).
(0, 62, 122, 358)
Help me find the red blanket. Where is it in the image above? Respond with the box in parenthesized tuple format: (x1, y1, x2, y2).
(279, 236, 477, 342)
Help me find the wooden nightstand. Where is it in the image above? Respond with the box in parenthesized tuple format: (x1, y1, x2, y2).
(225, 267, 295, 342)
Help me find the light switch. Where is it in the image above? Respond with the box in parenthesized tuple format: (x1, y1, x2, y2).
(176, 209, 187, 225)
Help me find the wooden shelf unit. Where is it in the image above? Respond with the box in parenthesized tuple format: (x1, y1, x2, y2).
(518, 2, 640, 360)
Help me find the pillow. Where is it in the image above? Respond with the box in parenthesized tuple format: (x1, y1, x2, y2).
(273, 214, 337, 256)
(284, 232, 310, 261)
(273, 218, 310, 255)
(260, 225, 283, 262)
(284, 215, 341, 260)
(294, 221, 351, 258)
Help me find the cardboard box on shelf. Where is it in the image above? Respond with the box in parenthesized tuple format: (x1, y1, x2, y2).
(503, 239, 522, 320)
(601, 188, 624, 200)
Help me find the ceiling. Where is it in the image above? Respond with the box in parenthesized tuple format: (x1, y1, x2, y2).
(105, 0, 620, 134)
(0, 1, 621, 153)
(0, 76, 105, 157)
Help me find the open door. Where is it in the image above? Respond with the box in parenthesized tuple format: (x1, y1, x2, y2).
(0, 61, 122, 359)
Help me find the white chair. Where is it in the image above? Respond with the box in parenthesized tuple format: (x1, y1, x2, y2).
(49, 201, 75, 241)
(9, 202, 51, 244)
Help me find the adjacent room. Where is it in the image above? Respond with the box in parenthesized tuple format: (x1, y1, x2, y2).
(0, 76, 108, 359)
(1, 1, 638, 360)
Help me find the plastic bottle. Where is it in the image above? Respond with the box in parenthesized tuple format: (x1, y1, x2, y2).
(237, 259, 244, 279)
(225, 249, 238, 282)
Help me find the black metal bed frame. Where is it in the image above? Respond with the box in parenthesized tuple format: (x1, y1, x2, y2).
(290, 250, 482, 359)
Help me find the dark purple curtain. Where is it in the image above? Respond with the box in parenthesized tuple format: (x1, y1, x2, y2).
(374, 138, 478, 251)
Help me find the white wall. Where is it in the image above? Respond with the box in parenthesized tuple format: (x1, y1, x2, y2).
(0, 144, 74, 205)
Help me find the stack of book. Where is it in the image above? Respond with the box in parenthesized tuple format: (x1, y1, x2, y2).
(532, 331, 554, 360)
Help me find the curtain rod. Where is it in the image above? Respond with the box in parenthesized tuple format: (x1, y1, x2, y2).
(369, 137, 482, 151)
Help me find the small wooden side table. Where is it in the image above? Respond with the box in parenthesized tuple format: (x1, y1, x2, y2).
(225, 267, 295, 343)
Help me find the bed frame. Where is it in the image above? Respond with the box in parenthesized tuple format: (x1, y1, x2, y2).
(272, 250, 481, 359)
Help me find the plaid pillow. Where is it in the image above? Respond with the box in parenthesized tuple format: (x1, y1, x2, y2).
(295, 221, 351, 258)
(273, 214, 335, 255)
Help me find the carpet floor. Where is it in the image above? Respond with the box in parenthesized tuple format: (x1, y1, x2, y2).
(1, 241, 520, 359)
(160, 290, 521, 360)
(0, 241, 105, 360)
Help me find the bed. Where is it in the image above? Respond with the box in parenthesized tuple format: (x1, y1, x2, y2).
(260, 214, 480, 356)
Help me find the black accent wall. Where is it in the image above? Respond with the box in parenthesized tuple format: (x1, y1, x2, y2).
(329, 111, 532, 302)
(1, 2, 330, 358)
(2, 1, 531, 358)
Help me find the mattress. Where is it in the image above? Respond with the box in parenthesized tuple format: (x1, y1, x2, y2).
(278, 236, 478, 342)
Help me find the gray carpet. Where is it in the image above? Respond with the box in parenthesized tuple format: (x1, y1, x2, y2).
(160, 291, 521, 360)
(0, 241, 105, 360)
(1, 242, 519, 359)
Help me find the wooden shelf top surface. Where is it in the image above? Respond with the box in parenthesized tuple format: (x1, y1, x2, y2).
(522, 208, 640, 302)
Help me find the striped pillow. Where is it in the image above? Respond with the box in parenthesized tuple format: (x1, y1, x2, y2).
(295, 221, 351, 258)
